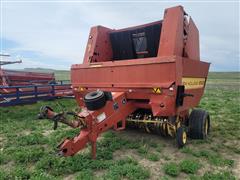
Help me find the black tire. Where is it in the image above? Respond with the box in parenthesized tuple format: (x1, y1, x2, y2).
(176, 126, 187, 148)
(188, 109, 210, 139)
(84, 91, 106, 111)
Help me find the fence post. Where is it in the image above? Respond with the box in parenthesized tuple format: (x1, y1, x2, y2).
(34, 86, 38, 99)
(16, 87, 20, 101)
(51, 85, 55, 97)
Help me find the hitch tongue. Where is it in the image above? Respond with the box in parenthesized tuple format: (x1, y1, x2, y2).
(38, 106, 85, 129)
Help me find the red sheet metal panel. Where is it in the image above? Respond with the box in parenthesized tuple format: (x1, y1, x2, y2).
(72, 58, 176, 89)
(184, 18, 200, 60)
(158, 6, 184, 57)
(83, 26, 113, 64)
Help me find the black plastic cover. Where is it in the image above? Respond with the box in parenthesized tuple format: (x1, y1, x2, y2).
(110, 22, 162, 60)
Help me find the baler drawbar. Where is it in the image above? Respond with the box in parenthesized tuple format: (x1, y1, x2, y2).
(39, 5, 210, 159)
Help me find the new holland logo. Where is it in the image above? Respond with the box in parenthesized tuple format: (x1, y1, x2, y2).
(182, 77, 206, 89)
(153, 87, 161, 94)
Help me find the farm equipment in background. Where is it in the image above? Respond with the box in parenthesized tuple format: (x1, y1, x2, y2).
(0, 54, 22, 87)
(0, 54, 22, 66)
(0, 54, 55, 87)
(0, 69, 55, 87)
(40, 6, 210, 159)
(0, 54, 73, 106)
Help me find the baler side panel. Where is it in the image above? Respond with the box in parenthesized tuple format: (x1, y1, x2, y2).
(83, 26, 113, 64)
(184, 18, 200, 60)
(158, 6, 184, 58)
(177, 59, 210, 112)
(71, 61, 176, 89)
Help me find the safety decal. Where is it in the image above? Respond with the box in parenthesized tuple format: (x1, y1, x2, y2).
(153, 87, 161, 94)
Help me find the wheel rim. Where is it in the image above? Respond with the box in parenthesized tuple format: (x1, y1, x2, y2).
(182, 131, 187, 144)
(205, 119, 208, 135)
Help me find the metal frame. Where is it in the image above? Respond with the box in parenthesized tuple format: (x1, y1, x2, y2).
(0, 82, 72, 106)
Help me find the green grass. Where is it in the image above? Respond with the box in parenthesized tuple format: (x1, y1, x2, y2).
(137, 145, 149, 155)
(181, 148, 234, 167)
(0, 72, 239, 179)
(75, 169, 94, 180)
(13, 146, 45, 163)
(103, 158, 150, 180)
(156, 143, 165, 152)
(146, 153, 160, 161)
(15, 132, 48, 146)
(202, 171, 236, 180)
(164, 160, 201, 177)
(163, 162, 180, 177)
(23, 68, 70, 81)
(179, 159, 201, 174)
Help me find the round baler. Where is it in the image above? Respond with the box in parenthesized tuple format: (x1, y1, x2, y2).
(40, 5, 210, 159)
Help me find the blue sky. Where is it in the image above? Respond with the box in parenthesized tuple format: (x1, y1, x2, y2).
(0, 1, 239, 71)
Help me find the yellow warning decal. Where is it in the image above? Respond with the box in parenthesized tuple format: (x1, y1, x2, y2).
(182, 77, 206, 89)
(78, 87, 85, 92)
(153, 87, 161, 94)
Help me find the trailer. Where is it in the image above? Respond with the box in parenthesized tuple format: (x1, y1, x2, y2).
(0, 69, 55, 87)
(39, 6, 210, 159)
(0, 55, 73, 105)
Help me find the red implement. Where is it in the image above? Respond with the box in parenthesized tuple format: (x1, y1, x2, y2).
(41, 6, 210, 159)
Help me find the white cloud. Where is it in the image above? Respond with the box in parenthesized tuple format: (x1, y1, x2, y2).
(2, 2, 156, 66)
(5, 57, 69, 70)
(1, 2, 239, 71)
